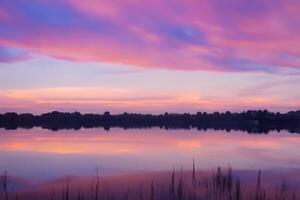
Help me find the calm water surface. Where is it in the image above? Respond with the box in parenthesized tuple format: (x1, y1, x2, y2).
(0, 128, 300, 181)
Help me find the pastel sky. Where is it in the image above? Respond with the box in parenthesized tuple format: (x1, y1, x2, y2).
(0, 0, 300, 113)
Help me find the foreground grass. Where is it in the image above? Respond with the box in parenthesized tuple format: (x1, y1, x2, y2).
(1, 164, 298, 200)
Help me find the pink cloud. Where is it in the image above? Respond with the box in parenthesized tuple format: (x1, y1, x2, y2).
(0, 8, 10, 21)
(0, 0, 300, 72)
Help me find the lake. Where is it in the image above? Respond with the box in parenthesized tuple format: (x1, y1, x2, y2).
(1, 128, 300, 181)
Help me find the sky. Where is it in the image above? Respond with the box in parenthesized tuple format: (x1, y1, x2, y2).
(0, 0, 300, 114)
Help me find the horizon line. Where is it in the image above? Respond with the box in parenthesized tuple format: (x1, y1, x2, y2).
(1, 109, 300, 116)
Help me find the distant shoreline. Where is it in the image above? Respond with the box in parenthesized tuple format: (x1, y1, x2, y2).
(0, 110, 300, 133)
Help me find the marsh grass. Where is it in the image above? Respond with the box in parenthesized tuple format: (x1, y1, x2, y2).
(1, 163, 299, 200)
(1, 170, 8, 200)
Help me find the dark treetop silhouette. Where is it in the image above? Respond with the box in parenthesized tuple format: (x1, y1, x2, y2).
(0, 110, 300, 133)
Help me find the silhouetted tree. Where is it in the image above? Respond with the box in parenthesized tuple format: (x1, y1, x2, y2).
(0, 110, 299, 133)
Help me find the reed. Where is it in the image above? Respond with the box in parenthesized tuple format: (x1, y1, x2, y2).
(177, 170, 183, 200)
(1, 164, 299, 200)
(62, 180, 70, 200)
(2, 171, 8, 200)
(192, 159, 196, 186)
(170, 168, 175, 200)
(51, 189, 55, 200)
(150, 181, 154, 200)
(124, 189, 129, 200)
(234, 178, 241, 200)
(94, 168, 100, 200)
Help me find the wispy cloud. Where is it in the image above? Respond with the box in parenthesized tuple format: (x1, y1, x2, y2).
(0, 86, 299, 114)
(0, 0, 300, 72)
(237, 77, 300, 97)
(0, 46, 30, 62)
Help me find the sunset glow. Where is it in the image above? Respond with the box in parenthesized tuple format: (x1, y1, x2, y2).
(1, 0, 300, 113)
(1, 2, 300, 199)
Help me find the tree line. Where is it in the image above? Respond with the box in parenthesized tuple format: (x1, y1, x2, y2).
(0, 110, 299, 133)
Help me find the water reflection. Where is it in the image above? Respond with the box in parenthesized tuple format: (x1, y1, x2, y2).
(0, 128, 300, 180)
